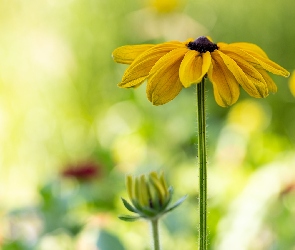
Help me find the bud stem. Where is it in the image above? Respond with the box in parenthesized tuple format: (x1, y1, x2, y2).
(197, 78, 207, 250)
(151, 219, 161, 250)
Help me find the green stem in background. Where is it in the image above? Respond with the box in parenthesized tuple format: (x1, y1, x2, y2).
(197, 78, 207, 250)
(151, 219, 160, 250)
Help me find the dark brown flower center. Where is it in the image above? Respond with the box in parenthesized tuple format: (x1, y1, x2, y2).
(187, 36, 218, 53)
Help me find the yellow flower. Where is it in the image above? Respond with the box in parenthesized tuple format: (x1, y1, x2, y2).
(113, 36, 290, 107)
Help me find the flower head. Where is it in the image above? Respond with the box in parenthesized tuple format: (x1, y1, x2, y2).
(113, 36, 289, 107)
(119, 171, 187, 221)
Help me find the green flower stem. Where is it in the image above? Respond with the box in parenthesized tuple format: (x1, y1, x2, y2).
(151, 219, 160, 250)
(197, 78, 207, 250)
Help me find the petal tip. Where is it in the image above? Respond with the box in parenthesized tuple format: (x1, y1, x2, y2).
(285, 71, 291, 78)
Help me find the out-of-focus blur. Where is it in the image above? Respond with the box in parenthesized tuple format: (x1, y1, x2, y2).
(0, 0, 294, 249)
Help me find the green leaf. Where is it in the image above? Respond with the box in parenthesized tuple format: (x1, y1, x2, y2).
(118, 214, 141, 222)
(121, 198, 137, 213)
(164, 195, 187, 214)
(97, 229, 125, 250)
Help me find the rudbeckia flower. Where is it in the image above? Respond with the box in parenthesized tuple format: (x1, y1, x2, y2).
(112, 36, 290, 107)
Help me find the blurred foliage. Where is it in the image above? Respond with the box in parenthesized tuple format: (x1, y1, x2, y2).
(97, 230, 125, 250)
(0, 0, 294, 249)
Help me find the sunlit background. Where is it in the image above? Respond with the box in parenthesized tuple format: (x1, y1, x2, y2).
(0, 0, 295, 249)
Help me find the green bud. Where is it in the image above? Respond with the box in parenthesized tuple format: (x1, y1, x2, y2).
(119, 171, 187, 221)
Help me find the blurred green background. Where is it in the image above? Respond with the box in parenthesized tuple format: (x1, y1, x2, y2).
(0, 0, 294, 249)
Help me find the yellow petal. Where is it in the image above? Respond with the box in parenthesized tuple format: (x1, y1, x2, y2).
(244, 50, 290, 77)
(202, 51, 212, 79)
(217, 50, 267, 98)
(126, 175, 134, 200)
(112, 44, 154, 64)
(139, 175, 149, 207)
(184, 38, 194, 44)
(119, 42, 184, 88)
(208, 51, 240, 107)
(147, 48, 187, 105)
(149, 172, 166, 204)
(135, 177, 143, 205)
(257, 69, 277, 93)
(223, 51, 268, 97)
(219, 45, 259, 66)
(230, 42, 269, 58)
(220, 44, 290, 77)
(216, 42, 228, 48)
(206, 36, 214, 42)
(179, 50, 202, 87)
(179, 51, 211, 87)
(159, 172, 169, 197)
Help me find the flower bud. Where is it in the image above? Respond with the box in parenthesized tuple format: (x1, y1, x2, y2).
(119, 171, 187, 222)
